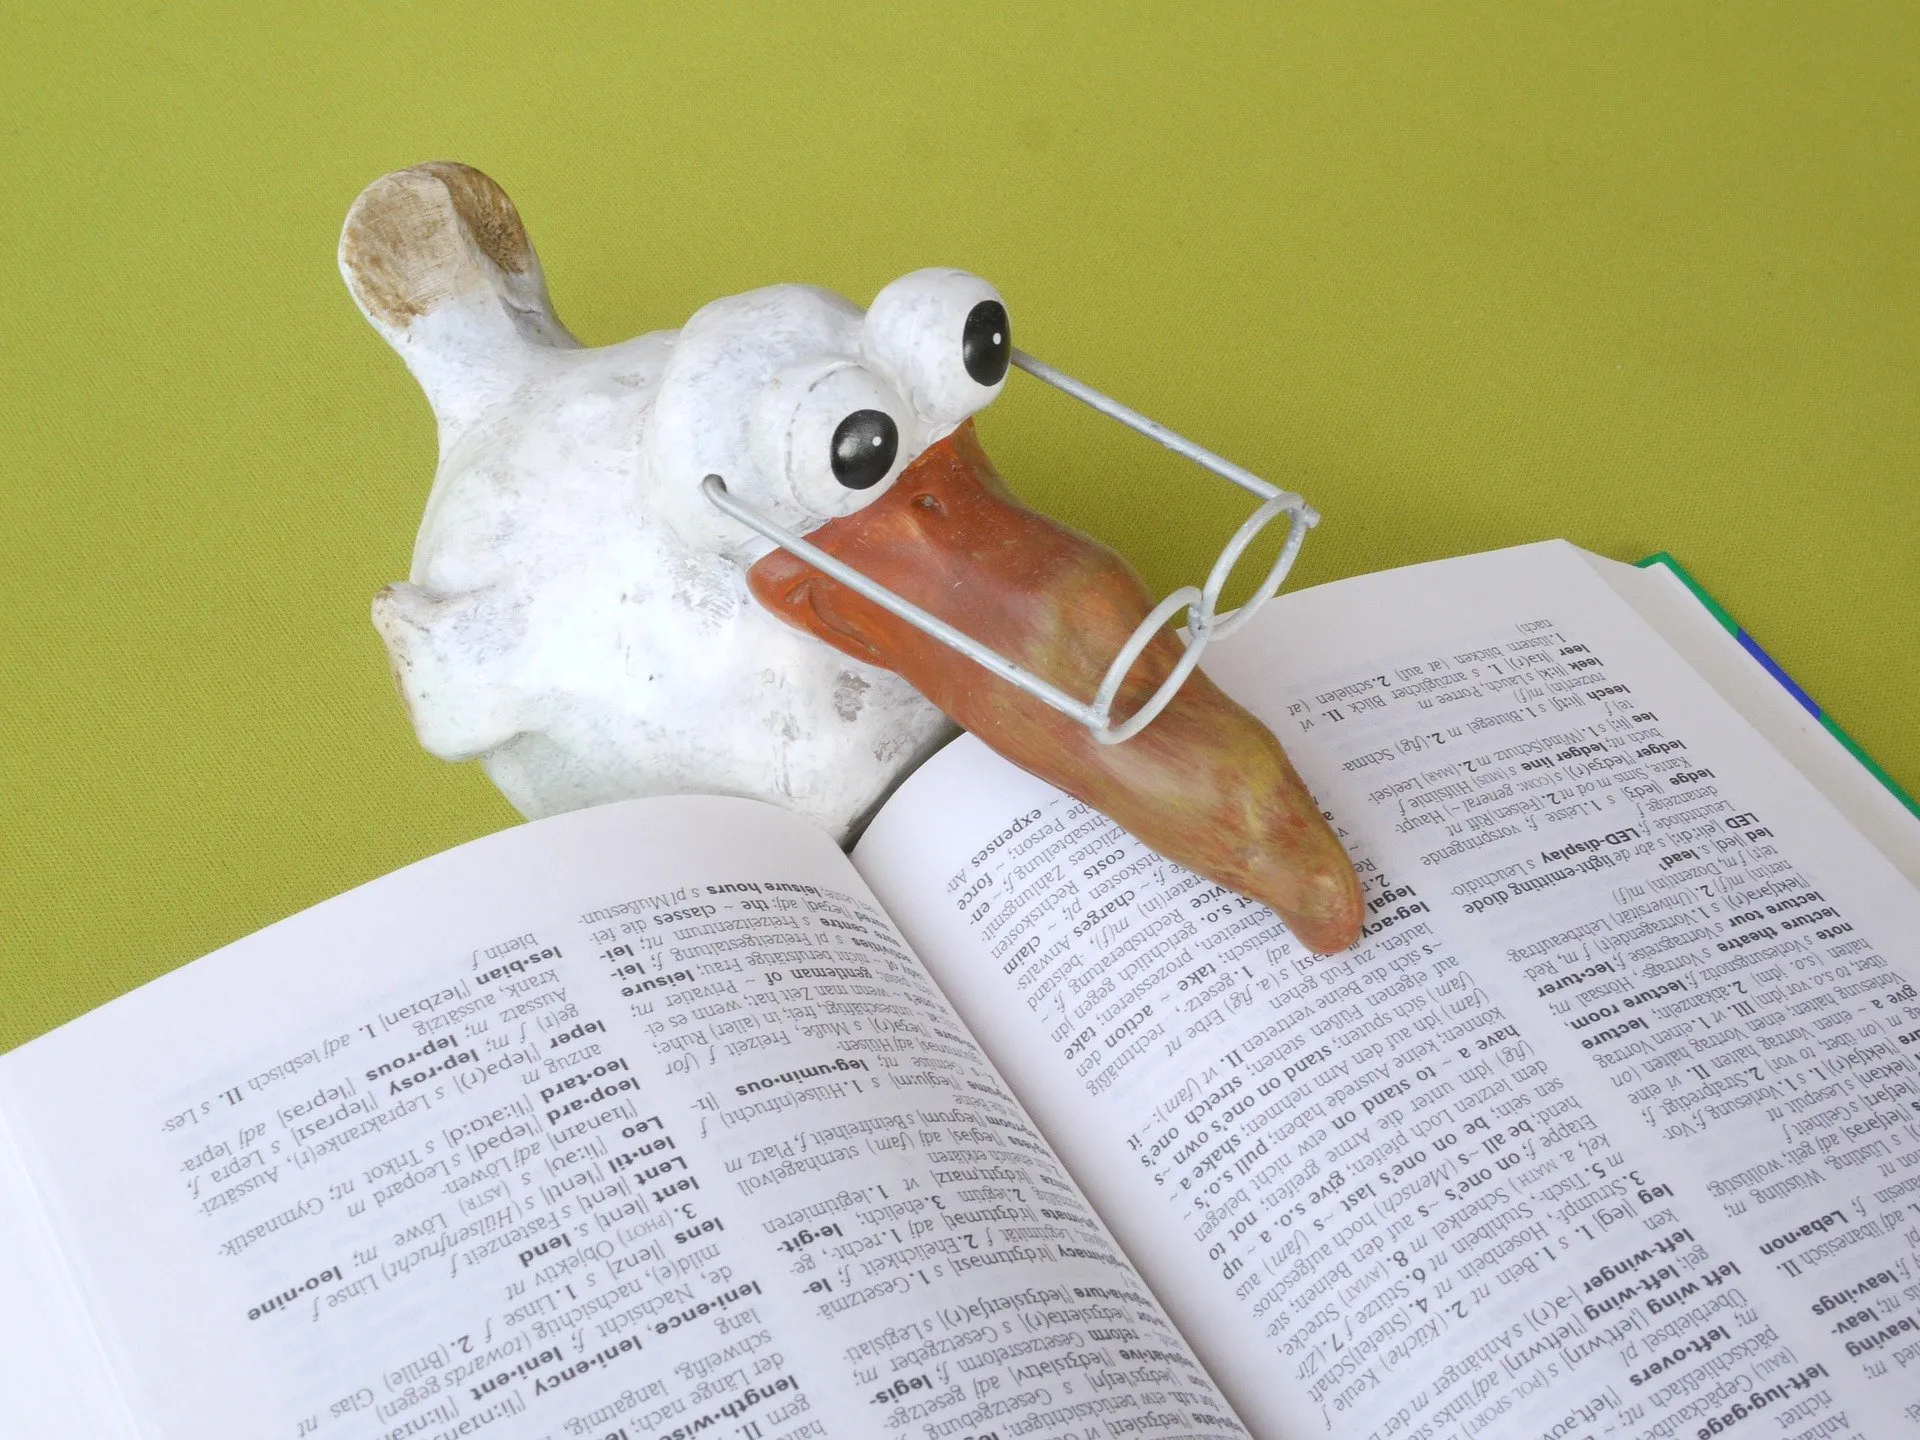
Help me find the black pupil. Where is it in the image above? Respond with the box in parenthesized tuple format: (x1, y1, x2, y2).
(829, 409, 898, 490)
(963, 300, 1011, 386)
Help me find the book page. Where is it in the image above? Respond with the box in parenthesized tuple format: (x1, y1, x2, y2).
(0, 795, 1244, 1439)
(1583, 552, 1920, 890)
(0, 1109, 142, 1439)
(857, 540, 1920, 1440)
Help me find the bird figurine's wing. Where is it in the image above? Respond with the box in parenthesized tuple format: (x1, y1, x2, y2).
(338, 162, 579, 436)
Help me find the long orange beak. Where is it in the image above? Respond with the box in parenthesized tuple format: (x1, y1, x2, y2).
(748, 422, 1363, 954)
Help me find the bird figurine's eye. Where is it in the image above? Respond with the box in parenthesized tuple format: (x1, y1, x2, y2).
(831, 410, 899, 489)
(749, 359, 917, 523)
(863, 269, 1011, 431)
(962, 300, 1011, 386)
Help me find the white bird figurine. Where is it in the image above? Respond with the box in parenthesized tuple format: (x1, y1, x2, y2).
(340, 163, 1362, 952)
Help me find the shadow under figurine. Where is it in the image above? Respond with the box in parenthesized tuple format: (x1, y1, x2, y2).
(339, 162, 1363, 955)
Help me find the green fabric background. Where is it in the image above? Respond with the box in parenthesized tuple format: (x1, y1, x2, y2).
(3, 5, 1915, 1052)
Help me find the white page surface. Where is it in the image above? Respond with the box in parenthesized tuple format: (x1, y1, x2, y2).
(860, 540, 1920, 1439)
(2, 795, 1243, 1440)
(1585, 553, 1920, 888)
(0, 1109, 141, 1439)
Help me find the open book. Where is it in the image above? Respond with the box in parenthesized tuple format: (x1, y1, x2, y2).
(7, 540, 1919, 1440)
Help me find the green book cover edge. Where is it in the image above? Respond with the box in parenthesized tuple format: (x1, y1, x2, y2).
(1635, 551, 1920, 823)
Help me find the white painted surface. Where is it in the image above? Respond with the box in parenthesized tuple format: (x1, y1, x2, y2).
(341, 167, 1019, 839)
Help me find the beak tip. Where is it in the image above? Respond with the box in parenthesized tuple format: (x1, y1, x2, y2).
(1280, 868, 1366, 957)
(1296, 918, 1363, 957)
